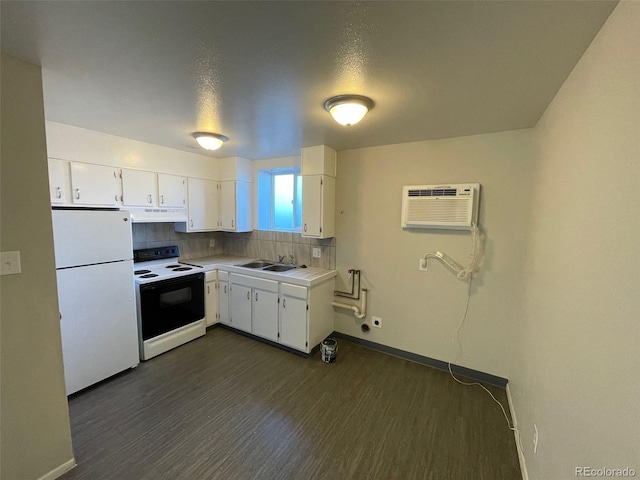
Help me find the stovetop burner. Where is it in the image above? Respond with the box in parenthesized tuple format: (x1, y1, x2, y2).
(133, 245, 202, 284)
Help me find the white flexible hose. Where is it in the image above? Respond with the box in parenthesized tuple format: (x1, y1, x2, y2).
(422, 223, 480, 282)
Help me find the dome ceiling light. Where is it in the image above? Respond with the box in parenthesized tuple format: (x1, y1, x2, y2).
(324, 95, 374, 126)
(192, 132, 228, 151)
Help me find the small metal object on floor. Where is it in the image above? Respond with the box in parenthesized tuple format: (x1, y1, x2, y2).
(320, 338, 337, 363)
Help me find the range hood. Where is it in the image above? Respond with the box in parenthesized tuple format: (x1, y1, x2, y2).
(124, 206, 187, 223)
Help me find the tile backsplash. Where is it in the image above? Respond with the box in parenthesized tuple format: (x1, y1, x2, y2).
(132, 223, 224, 259)
(222, 231, 336, 269)
(134, 224, 336, 269)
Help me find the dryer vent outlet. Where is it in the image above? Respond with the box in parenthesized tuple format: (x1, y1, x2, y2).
(372, 316, 382, 328)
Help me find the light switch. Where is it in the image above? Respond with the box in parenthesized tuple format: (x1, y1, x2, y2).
(312, 248, 321, 258)
(1, 251, 22, 275)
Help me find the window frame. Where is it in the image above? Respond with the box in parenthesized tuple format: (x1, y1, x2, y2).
(258, 167, 302, 233)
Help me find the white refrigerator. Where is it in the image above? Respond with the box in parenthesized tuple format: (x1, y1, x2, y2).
(52, 208, 139, 395)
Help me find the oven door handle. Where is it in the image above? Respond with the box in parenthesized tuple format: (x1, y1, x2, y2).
(140, 273, 204, 291)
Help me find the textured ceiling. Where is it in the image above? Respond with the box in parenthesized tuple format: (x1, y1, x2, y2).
(1, 1, 617, 159)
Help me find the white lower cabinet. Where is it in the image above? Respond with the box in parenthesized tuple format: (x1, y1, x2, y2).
(222, 270, 335, 354)
(218, 271, 230, 325)
(230, 282, 252, 333)
(280, 283, 308, 351)
(252, 284, 279, 342)
(205, 271, 218, 327)
(229, 273, 279, 337)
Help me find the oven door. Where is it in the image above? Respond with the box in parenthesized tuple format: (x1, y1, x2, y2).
(139, 273, 205, 340)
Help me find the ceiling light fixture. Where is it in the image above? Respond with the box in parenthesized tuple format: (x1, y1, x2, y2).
(192, 132, 228, 151)
(324, 95, 374, 126)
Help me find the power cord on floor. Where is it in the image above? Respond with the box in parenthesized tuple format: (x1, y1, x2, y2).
(447, 278, 524, 454)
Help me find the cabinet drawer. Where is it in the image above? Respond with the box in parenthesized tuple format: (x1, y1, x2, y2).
(230, 273, 278, 292)
(281, 283, 307, 300)
(205, 270, 218, 282)
(219, 270, 229, 281)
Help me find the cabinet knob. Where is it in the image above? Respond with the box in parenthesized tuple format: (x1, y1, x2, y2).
(161, 195, 164, 204)
(56, 187, 62, 198)
(207, 285, 210, 294)
(224, 285, 227, 294)
(283, 298, 286, 308)
(232, 220, 235, 229)
(303, 224, 307, 232)
(148, 194, 153, 204)
(247, 291, 250, 300)
(75, 188, 80, 200)
(190, 219, 194, 228)
(255, 292, 258, 301)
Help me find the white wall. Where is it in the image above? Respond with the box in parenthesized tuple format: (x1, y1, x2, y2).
(46, 121, 218, 179)
(334, 129, 535, 379)
(511, 2, 640, 479)
(1, 54, 75, 480)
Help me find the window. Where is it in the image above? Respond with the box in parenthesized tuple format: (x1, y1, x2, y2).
(258, 168, 302, 232)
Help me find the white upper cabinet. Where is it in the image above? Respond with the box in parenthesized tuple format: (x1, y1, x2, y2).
(177, 177, 219, 232)
(121, 169, 156, 207)
(301, 145, 336, 177)
(302, 175, 335, 238)
(301, 145, 336, 239)
(48, 158, 70, 204)
(70, 162, 120, 207)
(157, 174, 186, 208)
(219, 180, 252, 232)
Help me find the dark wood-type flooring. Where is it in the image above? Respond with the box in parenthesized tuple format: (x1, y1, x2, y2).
(60, 327, 521, 480)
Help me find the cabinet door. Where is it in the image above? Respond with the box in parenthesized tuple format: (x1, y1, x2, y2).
(48, 158, 69, 204)
(235, 180, 252, 232)
(219, 181, 236, 230)
(70, 162, 120, 206)
(230, 283, 252, 333)
(121, 169, 156, 207)
(302, 175, 334, 238)
(219, 280, 230, 325)
(302, 175, 322, 237)
(187, 178, 219, 231)
(158, 174, 186, 208)
(253, 288, 279, 342)
(205, 280, 218, 327)
(280, 295, 308, 351)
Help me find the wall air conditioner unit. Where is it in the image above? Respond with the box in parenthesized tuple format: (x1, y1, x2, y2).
(401, 183, 480, 230)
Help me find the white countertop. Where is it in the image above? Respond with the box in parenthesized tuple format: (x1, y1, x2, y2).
(181, 255, 337, 287)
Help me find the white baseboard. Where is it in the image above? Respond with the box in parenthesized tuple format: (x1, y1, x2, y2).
(37, 458, 76, 480)
(506, 384, 529, 480)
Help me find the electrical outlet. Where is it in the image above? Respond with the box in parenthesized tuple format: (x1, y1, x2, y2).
(209, 239, 216, 248)
(372, 316, 382, 328)
(533, 424, 539, 454)
(312, 248, 321, 258)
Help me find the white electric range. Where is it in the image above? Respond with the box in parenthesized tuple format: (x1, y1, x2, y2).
(133, 246, 206, 360)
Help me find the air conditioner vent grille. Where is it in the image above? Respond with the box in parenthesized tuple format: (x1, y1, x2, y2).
(408, 188, 457, 197)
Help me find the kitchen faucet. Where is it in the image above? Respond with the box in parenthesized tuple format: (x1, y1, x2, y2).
(289, 254, 295, 265)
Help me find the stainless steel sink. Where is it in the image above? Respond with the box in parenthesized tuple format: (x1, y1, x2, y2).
(263, 264, 296, 272)
(238, 260, 274, 269)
